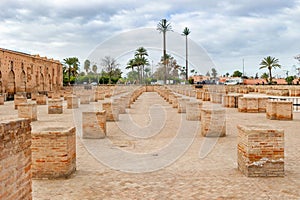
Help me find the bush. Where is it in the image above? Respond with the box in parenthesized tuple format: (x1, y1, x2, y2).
(285, 76, 294, 85)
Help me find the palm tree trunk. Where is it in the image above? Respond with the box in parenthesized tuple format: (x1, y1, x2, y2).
(163, 32, 167, 84)
(68, 67, 71, 85)
(269, 68, 272, 84)
(185, 35, 188, 81)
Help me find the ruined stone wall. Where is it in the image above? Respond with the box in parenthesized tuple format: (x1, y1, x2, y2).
(0, 48, 63, 98)
(0, 119, 32, 200)
(237, 124, 284, 177)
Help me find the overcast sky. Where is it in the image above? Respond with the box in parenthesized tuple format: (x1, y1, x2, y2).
(1, 0, 300, 77)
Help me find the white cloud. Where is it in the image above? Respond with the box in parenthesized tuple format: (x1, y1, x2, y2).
(0, 0, 299, 77)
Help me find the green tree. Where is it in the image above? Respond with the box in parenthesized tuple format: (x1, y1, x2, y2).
(206, 71, 211, 77)
(101, 56, 119, 84)
(157, 19, 172, 84)
(211, 68, 217, 78)
(259, 56, 281, 84)
(134, 47, 149, 83)
(261, 72, 269, 82)
(144, 67, 151, 78)
(126, 70, 139, 83)
(92, 64, 97, 74)
(182, 27, 191, 80)
(126, 59, 137, 71)
(285, 76, 294, 85)
(232, 70, 243, 77)
(84, 60, 90, 74)
(63, 57, 80, 85)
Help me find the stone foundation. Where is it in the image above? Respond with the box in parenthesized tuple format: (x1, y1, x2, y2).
(0, 118, 32, 200)
(48, 99, 63, 114)
(237, 124, 284, 177)
(266, 100, 293, 120)
(82, 111, 106, 139)
(31, 127, 76, 179)
(201, 107, 226, 137)
(18, 102, 38, 121)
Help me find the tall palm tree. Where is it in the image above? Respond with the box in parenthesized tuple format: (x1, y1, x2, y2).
(135, 47, 149, 83)
(126, 59, 137, 71)
(134, 56, 149, 84)
(182, 27, 191, 81)
(63, 57, 80, 85)
(92, 64, 97, 74)
(259, 56, 281, 84)
(157, 19, 172, 84)
(84, 59, 90, 74)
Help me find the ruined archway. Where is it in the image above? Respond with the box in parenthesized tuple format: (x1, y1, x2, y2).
(0, 71, 2, 93)
(39, 73, 44, 91)
(7, 70, 16, 99)
(48, 74, 52, 91)
(20, 70, 26, 92)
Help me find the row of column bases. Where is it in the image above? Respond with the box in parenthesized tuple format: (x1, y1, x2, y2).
(0, 86, 287, 200)
(157, 86, 284, 177)
(13, 87, 286, 179)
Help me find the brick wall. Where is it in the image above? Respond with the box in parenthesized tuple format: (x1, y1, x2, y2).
(237, 124, 284, 177)
(31, 127, 76, 179)
(0, 118, 32, 200)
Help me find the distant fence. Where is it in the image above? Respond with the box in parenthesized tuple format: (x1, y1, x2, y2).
(268, 97, 300, 112)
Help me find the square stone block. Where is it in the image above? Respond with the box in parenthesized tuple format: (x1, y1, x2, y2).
(201, 107, 226, 137)
(31, 127, 76, 179)
(237, 124, 284, 177)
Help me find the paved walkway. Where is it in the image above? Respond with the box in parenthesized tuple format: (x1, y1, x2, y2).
(3, 91, 299, 199)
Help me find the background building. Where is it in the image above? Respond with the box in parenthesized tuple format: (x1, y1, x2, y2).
(0, 48, 63, 99)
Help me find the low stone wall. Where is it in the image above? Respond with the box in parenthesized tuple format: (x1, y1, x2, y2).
(238, 97, 268, 113)
(0, 118, 32, 200)
(31, 127, 76, 179)
(223, 94, 243, 108)
(237, 124, 284, 177)
(146, 85, 155, 92)
(266, 89, 289, 96)
(266, 100, 293, 120)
